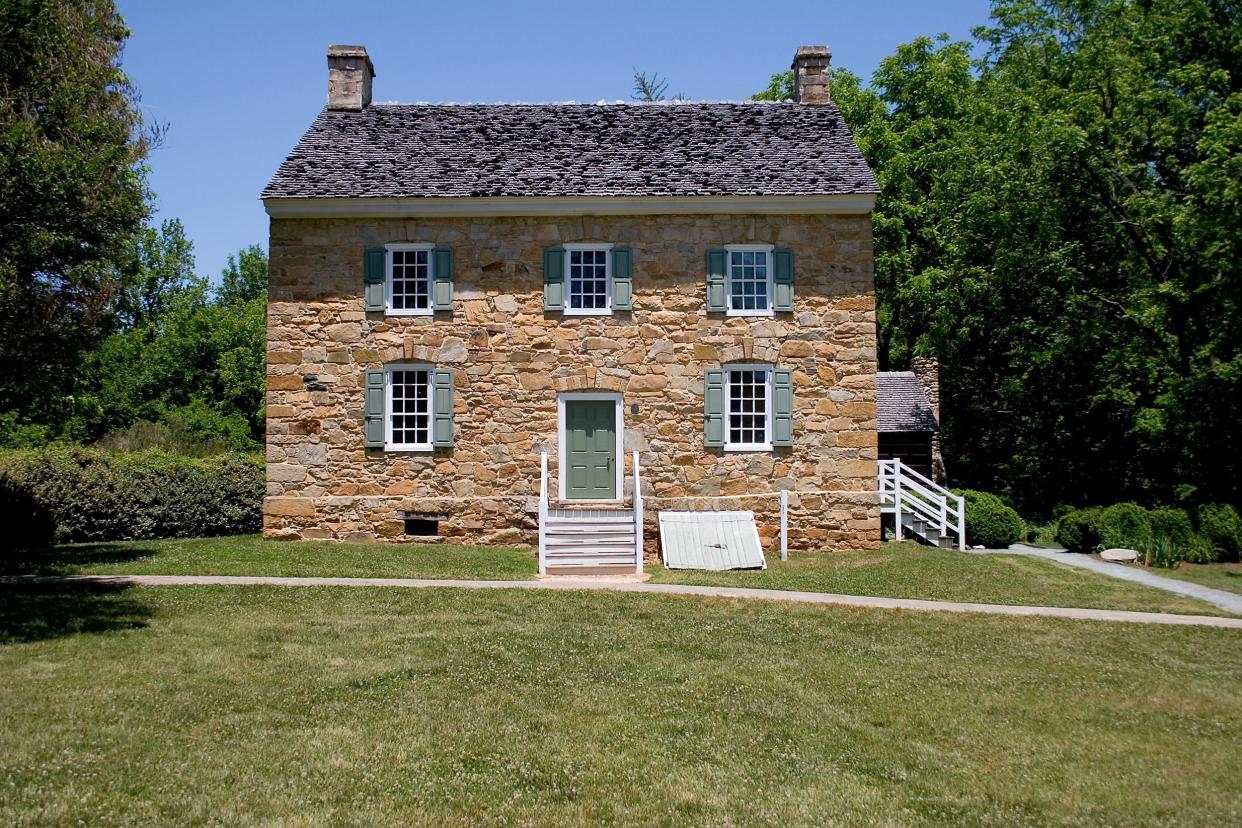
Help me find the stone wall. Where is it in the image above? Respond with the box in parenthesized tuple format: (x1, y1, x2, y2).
(264, 213, 880, 552)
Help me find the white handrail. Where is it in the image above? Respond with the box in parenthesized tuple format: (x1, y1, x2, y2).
(632, 450, 643, 575)
(538, 450, 548, 575)
(878, 457, 965, 550)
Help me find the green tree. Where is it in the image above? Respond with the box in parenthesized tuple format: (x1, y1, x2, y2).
(751, 70, 794, 101)
(114, 219, 199, 329)
(218, 244, 268, 305)
(754, 0, 1242, 514)
(0, 0, 152, 427)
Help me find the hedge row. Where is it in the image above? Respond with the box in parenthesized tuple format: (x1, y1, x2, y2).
(0, 446, 264, 550)
(1054, 501, 1242, 565)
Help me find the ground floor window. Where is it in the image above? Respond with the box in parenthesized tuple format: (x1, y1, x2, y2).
(726, 366, 772, 450)
(387, 365, 432, 450)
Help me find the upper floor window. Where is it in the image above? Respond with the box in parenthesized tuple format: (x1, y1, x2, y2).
(726, 244, 774, 316)
(386, 243, 436, 315)
(564, 243, 613, 315)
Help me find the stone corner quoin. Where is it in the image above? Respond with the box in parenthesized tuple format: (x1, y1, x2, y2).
(263, 213, 880, 552)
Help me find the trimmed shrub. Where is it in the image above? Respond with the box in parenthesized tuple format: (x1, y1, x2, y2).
(1197, 503, 1242, 562)
(1149, 507, 1194, 549)
(955, 489, 1025, 548)
(1055, 507, 1105, 553)
(1099, 502, 1153, 550)
(0, 446, 263, 546)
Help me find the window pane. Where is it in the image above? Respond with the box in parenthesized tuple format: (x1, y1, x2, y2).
(390, 369, 431, 446)
(567, 249, 608, 311)
(391, 250, 430, 311)
(728, 251, 769, 312)
(726, 368, 768, 446)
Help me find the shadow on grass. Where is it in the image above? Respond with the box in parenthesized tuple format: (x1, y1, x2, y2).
(2, 542, 154, 576)
(0, 582, 151, 645)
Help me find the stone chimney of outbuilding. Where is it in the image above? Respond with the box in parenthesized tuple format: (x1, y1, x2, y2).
(911, 357, 947, 484)
(327, 45, 375, 111)
(791, 45, 831, 104)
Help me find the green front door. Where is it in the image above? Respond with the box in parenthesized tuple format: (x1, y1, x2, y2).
(564, 399, 617, 500)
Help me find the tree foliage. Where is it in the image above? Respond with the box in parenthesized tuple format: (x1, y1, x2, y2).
(0, 0, 152, 425)
(68, 226, 267, 451)
(760, 0, 1241, 515)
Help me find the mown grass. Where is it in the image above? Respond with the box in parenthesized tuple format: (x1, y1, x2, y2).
(1157, 562, 1242, 597)
(0, 584, 1239, 826)
(9, 534, 535, 580)
(4, 536, 1228, 616)
(651, 542, 1228, 615)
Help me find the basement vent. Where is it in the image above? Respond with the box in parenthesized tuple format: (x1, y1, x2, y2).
(399, 512, 446, 538)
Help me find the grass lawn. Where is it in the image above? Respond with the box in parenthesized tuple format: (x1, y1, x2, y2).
(6, 536, 1230, 616)
(10, 534, 535, 580)
(1, 584, 1240, 825)
(1155, 562, 1242, 597)
(651, 543, 1228, 616)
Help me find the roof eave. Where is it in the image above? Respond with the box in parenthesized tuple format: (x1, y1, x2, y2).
(262, 193, 877, 219)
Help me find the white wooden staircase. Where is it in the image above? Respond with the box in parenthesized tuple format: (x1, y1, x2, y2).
(538, 451, 644, 575)
(879, 458, 966, 550)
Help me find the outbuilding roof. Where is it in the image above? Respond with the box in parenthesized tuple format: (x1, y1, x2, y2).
(262, 102, 878, 200)
(877, 372, 939, 433)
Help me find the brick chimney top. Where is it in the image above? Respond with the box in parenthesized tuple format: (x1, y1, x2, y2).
(327, 45, 375, 111)
(791, 45, 831, 104)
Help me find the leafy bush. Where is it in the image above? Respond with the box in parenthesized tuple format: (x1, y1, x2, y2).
(1099, 502, 1153, 550)
(1055, 507, 1105, 553)
(1197, 503, 1242, 563)
(0, 446, 263, 547)
(1149, 507, 1194, 549)
(955, 489, 1025, 548)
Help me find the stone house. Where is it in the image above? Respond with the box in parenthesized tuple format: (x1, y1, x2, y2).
(261, 43, 882, 566)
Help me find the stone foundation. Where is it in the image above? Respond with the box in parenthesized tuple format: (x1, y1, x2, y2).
(264, 212, 880, 552)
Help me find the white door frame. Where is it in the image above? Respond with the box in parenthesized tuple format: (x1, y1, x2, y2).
(557, 392, 624, 503)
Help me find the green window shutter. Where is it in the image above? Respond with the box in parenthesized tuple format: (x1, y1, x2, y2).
(706, 249, 727, 312)
(364, 248, 386, 312)
(543, 247, 565, 311)
(704, 368, 725, 448)
(773, 249, 794, 312)
(432, 369, 454, 448)
(432, 247, 453, 311)
(772, 368, 794, 446)
(611, 248, 633, 310)
(364, 369, 386, 448)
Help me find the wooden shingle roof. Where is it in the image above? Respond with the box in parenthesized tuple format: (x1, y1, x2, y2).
(877, 372, 938, 433)
(263, 102, 878, 200)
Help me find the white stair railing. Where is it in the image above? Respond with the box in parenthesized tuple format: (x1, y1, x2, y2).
(878, 458, 965, 550)
(632, 450, 643, 575)
(537, 450, 548, 575)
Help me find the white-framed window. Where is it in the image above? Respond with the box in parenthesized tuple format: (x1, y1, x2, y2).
(725, 364, 772, 451)
(564, 243, 613, 315)
(386, 364, 433, 451)
(386, 243, 436, 315)
(725, 244, 774, 316)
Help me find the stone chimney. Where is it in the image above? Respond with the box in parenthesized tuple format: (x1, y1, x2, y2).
(911, 357, 947, 484)
(791, 45, 831, 104)
(327, 45, 375, 111)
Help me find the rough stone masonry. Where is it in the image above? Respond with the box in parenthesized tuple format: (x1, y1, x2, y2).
(263, 213, 881, 553)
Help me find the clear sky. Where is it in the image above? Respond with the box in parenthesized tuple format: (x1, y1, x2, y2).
(116, 0, 992, 280)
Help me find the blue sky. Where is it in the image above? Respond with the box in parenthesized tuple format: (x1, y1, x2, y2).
(117, 0, 992, 280)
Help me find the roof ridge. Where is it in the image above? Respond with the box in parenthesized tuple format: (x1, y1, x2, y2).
(370, 100, 795, 107)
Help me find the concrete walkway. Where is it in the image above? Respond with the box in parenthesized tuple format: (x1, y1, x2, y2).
(977, 544, 1242, 615)
(6, 573, 1242, 629)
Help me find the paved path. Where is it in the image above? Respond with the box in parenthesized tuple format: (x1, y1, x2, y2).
(977, 544, 1242, 615)
(6, 573, 1242, 629)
